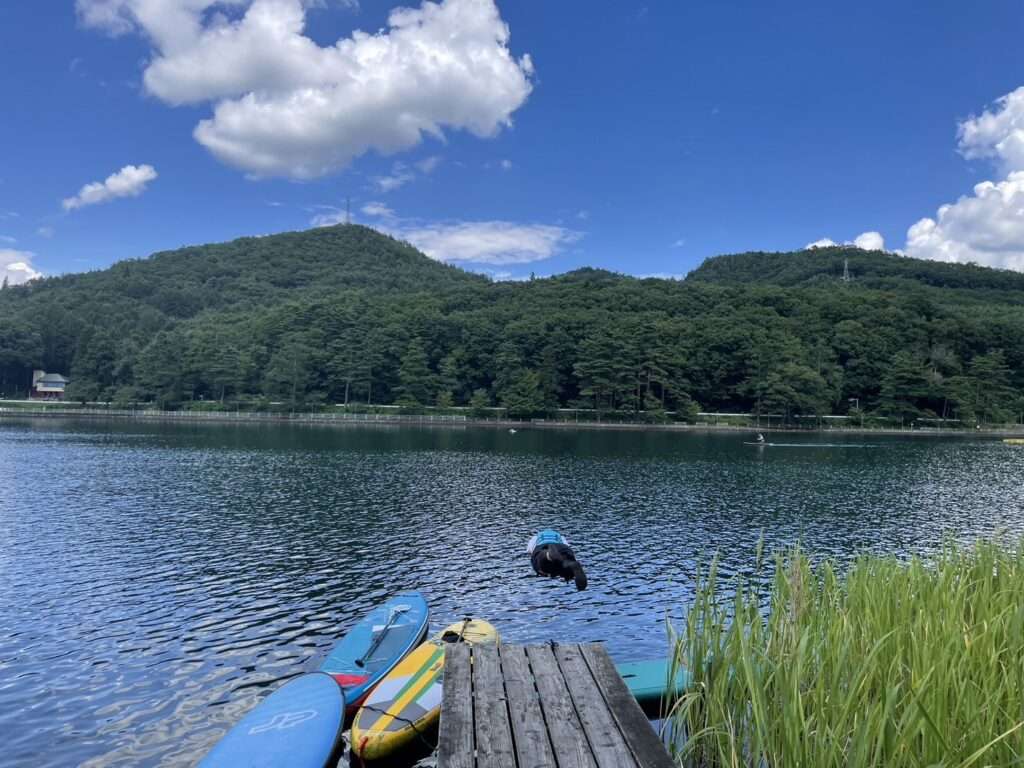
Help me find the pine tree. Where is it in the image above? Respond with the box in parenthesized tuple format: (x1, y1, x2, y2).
(394, 338, 434, 406)
(878, 353, 930, 422)
(469, 388, 491, 417)
(500, 370, 544, 418)
(968, 350, 1014, 424)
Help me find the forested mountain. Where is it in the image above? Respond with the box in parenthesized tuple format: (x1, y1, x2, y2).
(690, 245, 1024, 300)
(2, 225, 1023, 424)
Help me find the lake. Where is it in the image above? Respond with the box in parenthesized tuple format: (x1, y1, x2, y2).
(1, 419, 1022, 767)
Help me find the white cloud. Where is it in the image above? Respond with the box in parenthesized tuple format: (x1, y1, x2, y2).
(905, 172, 1024, 270)
(499, 159, 513, 170)
(637, 272, 684, 280)
(957, 86, 1024, 175)
(373, 157, 438, 192)
(1, 249, 42, 285)
(671, 238, 685, 248)
(805, 232, 885, 251)
(901, 86, 1024, 271)
(78, 0, 534, 179)
(37, 226, 55, 239)
(0, 235, 15, 244)
(576, 210, 589, 220)
(474, 267, 519, 281)
(62, 164, 158, 210)
(400, 220, 581, 264)
(372, 164, 415, 193)
(361, 201, 395, 218)
(310, 207, 348, 227)
(853, 231, 885, 251)
(415, 156, 441, 174)
(309, 202, 581, 264)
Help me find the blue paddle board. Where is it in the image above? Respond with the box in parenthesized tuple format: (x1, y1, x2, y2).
(198, 672, 345, 768)
(319, 591, 429, 721)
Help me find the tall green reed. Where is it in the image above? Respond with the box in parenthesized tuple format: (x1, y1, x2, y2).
(669, 540, 1024, 767)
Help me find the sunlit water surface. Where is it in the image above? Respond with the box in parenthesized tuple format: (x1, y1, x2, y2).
(1, 419, 1022, 766)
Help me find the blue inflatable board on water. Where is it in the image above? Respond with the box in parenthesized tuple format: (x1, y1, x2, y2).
(319, 591, 429, 720)
(198, 672, 345, 768)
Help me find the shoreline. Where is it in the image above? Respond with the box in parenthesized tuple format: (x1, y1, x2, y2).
(2, 406, 1023, 439)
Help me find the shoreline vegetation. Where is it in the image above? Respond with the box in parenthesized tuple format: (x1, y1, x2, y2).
(2, 227, 1023, 428)
(2, 401, 1023, 437)
(670, 541, 1024, 766)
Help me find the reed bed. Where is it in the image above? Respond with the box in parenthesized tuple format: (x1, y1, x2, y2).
(669, 541, 1024, 767)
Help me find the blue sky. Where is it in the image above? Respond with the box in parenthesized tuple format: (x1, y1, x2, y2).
(2, 0, 1024, 285)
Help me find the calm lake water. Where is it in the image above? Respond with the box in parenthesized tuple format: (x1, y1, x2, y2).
(1, 419, 1023, 767)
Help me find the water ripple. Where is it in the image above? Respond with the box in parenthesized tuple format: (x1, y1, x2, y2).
(1, 421, 1022, 766)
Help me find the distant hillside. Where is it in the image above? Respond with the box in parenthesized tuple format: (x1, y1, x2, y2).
(687, 246, 1024, 298)
(1, 227, 1022, 423)
(7, 224, 481, 321)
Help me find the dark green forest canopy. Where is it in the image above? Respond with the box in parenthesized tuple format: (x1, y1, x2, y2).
(1, 225, 1022, 423)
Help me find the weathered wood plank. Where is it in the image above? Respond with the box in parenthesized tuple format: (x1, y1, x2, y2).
(473, 643, 517, 768)
(499, 644, 557, 768)
(526, 645, 599, 768)
(579, 643, 676, 768)
(553, 644, 638, 768)
(438, 643, 474, 768)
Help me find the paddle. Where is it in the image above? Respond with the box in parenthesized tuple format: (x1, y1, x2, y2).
(355, 604, 410, 668)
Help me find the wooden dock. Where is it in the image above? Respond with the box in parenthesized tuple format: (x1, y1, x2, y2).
(438, 642, 675, 768)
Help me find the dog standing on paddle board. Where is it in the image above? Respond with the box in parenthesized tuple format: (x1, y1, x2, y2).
(526, 529, 588, 591)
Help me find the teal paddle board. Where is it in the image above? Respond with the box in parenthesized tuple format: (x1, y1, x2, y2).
(616, 659, 689, 717)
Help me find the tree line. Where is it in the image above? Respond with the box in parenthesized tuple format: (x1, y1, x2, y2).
(1, 226, 1022, 424)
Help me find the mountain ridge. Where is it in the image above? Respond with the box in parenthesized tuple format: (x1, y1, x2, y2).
(1, 225, 1021, 422)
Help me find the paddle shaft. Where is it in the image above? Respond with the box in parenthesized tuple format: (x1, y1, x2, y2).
(356, 607, 406, 667)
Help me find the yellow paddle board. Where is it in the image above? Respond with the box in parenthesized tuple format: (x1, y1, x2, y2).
(350, 618, 498, 762)
(1004, 438, 1024, 445)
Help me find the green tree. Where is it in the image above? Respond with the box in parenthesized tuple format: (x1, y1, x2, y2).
(878, 353, 930, 423)
(327, 337, 364, 406)
(135, 332, 185, 407)
(760, 363, 830, 421)
(967, 350, 1015, 424)
(0, 319, 42, 396)
(262, 344, 310, 406)
(500, 369, 545, 418)
(469, 388, 491, 417)
(0, 224, 1022, 422)
(70, 330, 119, 400)
(436, 351, 460, 406)
(394, 338, 434, 406)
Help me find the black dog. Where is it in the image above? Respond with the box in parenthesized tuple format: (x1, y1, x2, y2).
(527, 530, 587, 591)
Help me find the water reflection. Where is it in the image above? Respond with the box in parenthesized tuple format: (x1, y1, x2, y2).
(0, 420, 1021, 766)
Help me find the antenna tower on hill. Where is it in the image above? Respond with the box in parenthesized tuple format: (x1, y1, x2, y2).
(841, 258, 852, 283)
(346, 198, 351, 225)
